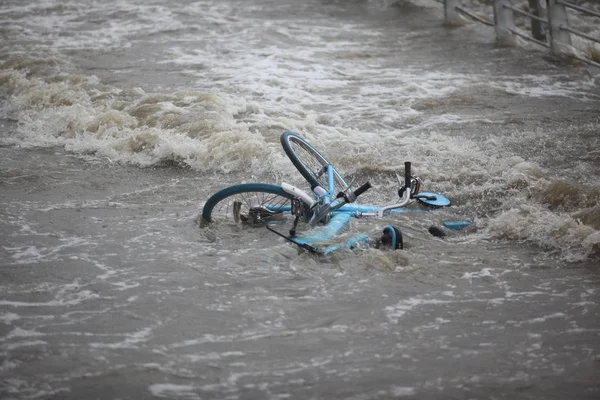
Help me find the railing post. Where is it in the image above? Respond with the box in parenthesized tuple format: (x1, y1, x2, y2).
(494, 0, 517, 46)
(527, 0, 546, 40)
(444, 0, 464, 26)
(546, 0, 572, 56)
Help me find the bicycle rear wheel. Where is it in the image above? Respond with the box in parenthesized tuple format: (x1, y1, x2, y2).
(201, 183, 304, 226)
(280, 131, 349, 194)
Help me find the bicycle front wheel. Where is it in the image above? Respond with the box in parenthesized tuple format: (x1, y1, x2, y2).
(201, 183, 303, 226)
(281, 131, 349, 194)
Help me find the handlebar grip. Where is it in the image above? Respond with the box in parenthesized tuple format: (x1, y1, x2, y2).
(405, 162, 411, 186)
(354, 182, 371, 197)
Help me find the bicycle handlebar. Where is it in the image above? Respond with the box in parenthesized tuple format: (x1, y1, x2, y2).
(310, 181, 371, 226)
(399, 161, 422, 200)
(399, 162, 412, 199)
(353, 181, 372, 198)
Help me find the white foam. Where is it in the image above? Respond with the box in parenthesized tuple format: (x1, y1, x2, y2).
(183, 351, 245, 363)
(4, 327, 45, 339)
(487, 76, 600, 101)
(1, 2, 184, 52)
(3, 236, 94, 265)
(390, 386, 416, 397)
(525, 312, 566, 324)
(0, 284, 100, 307)
(2, 340, 47, 350)
(148, 384, 200, 400)
(89, 326, 153, 349)
(385, 297, 454, 323)
(8, 245, 41, 261)
(487, 203, 600, 262)
(0, 312, 21, 322)
(461, 268, 494, 280)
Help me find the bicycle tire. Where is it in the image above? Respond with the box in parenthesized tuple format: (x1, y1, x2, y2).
(280, 131, 349, 194)
(201, 183, 304, 225)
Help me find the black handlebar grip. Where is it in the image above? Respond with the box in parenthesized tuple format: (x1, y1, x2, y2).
(354, 182, 372, 197)
(405, 162, 411, 186)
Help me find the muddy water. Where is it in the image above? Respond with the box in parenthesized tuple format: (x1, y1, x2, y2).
(1, 0, 599, 399)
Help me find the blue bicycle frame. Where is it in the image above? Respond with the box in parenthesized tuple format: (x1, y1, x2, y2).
(267, 160, 461, 255)
(202, 131, 471, 254)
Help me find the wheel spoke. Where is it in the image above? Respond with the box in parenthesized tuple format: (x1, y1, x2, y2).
(202, 184, 298, 225)
(286, 135, 348, 194)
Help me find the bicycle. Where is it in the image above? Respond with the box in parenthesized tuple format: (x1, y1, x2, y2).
(200, 131, 471, 255)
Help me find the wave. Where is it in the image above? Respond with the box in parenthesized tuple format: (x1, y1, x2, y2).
(0, 60, 297, 179)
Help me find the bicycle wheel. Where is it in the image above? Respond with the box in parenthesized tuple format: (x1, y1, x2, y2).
(280, 131, 349, 194)
(201, 183, 305, 226)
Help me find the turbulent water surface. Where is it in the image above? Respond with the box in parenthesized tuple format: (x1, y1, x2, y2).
(1, 0, 599, 399)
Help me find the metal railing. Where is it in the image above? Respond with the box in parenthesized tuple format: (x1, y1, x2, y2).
(440, 0, 600, 69)
(456, 6, 495, 27)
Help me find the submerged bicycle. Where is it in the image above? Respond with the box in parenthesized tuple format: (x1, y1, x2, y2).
(200, 131, 471, 255)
